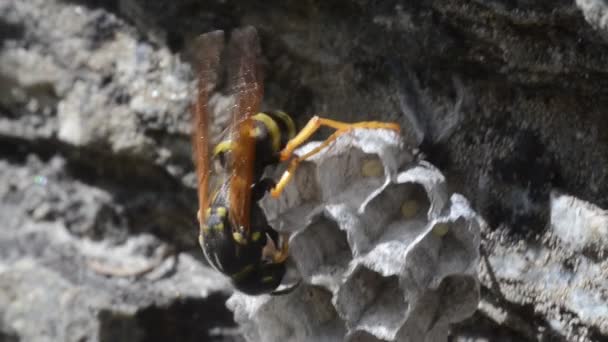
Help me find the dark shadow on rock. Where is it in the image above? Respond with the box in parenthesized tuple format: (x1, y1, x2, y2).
(98, 293, 239, 342)
(0, 135, 198, 249)
(135, 294, 237, 342)
(0, 331, 20, 342)
(0, 19, 24, 42)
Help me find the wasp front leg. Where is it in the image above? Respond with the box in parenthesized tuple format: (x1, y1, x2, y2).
(262, 231, 290, 264)
(270, 116, 400, 197)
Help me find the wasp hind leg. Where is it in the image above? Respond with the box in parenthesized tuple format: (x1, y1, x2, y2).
(270, 116, 400, 198)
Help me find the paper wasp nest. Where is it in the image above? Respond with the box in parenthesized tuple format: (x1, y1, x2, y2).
(227, 129, 481, 342)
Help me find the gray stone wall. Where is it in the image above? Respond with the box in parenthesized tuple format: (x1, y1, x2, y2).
(1, 1, 608, 341)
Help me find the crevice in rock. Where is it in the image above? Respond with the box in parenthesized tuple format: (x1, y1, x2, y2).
(0, 330, 20, 342)
(133, 294, 237, 342)
(478, 285, 571, 342)
(0, 135, 198, 249)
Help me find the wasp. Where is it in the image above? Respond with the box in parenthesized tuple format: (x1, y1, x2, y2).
(192, 27, 399, 295)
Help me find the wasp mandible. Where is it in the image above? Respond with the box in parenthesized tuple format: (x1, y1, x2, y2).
(192, 27, 400, 295)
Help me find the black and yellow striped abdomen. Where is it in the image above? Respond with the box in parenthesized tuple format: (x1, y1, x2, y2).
(199, 178, 287, 295)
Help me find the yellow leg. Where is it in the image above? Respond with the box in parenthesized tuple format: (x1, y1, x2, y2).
(272, 233, 290, 263)
(270, 128, 348, 198)
(271, 116, 400, 198)
(278, 116, 400, 161)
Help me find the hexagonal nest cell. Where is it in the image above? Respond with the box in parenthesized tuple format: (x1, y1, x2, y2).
(335, 266, 407, 340)
(231, 129, 482, 342)
(289, 215, 352, 288)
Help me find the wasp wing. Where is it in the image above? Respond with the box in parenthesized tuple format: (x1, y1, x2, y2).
(225, 26, 263, 233)
(192, 30, 225, 221)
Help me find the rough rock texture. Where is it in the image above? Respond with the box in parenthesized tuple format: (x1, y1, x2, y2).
(2, 0, 608, 341)
(229, 130, 481, 342)
(577, 0, 608, 36)
(0, 155, 241, 342)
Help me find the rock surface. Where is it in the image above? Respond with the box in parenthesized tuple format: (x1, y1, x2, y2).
(2, 0, 608, 341)
(0, 155, 240, 342)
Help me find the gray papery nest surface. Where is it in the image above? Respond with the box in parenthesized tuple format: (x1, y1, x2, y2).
(228, 129, 482, 342)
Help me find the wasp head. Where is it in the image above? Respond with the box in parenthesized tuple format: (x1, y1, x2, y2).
(232, 259, 287, 295)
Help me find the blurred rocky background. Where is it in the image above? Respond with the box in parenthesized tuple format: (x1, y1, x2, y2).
(1, 0, 607, 341)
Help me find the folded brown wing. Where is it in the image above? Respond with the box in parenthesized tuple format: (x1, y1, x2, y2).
(225, 26, 263, 233)
(192, 30, 225, 219)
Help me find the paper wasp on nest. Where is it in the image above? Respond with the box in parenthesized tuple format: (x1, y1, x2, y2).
(192, 27, 400, 295)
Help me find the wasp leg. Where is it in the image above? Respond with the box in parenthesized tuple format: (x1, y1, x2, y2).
(270, 129, 344, 198)
(272, 233, 290, 263)
(278, 116, 400, 161)
(261, 231, 289, 263)
(270, 116, 400, 197)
